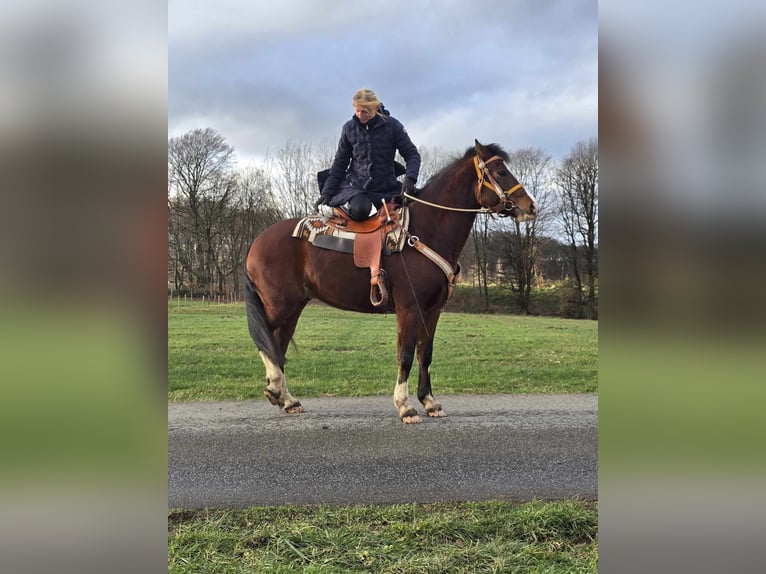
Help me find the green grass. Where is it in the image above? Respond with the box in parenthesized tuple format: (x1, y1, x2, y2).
(168, 302, 597, 401)
(168, 500, 598, 573)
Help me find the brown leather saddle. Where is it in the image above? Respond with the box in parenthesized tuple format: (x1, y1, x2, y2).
(326, 202, 401, 307)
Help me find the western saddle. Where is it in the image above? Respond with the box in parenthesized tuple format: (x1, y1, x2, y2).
(326, 202, 402, 308)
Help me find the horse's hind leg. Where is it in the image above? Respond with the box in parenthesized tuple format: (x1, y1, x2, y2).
(244, 265, 306, 414)
(262, 312, 305, 414)
(260, 352, 304, 414)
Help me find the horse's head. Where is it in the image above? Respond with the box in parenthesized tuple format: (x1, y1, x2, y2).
(473, 140, 538, 222)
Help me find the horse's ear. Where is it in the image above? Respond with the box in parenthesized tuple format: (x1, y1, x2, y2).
(474, 139, 488, 159)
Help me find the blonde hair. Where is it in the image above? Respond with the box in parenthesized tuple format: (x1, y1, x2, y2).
(352, 88, 381, 112)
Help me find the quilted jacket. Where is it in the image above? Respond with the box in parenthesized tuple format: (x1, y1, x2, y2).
(322, 110, 420, 206)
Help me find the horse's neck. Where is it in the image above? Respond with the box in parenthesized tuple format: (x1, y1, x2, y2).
(409, 166, 478, 264)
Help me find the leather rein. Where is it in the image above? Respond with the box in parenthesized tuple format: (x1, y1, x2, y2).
(402, 155, 523, 215)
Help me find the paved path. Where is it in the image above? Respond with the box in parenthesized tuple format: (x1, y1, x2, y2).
(169, 394, 597, 508)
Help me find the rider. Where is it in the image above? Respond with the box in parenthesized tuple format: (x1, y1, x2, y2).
(314, 88, 421, 220)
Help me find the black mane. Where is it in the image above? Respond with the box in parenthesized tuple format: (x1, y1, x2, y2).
(461, 143, 509, 162)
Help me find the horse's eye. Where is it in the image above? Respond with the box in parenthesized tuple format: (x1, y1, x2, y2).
(497, 169, 509, 177)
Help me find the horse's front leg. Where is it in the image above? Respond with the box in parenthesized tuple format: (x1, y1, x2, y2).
(393, 319, 421, 424)
(417, 334, 446, 417)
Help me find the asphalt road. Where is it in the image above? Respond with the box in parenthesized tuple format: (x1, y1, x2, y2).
(168, 394, 597, 508)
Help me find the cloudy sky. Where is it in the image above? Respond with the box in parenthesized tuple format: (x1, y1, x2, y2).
(169, 0, 597, 166)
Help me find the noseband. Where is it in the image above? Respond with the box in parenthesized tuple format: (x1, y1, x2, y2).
(473, 155, 523, 214)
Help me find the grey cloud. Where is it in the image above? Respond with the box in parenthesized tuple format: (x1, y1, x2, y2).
(169, 0, 597, 162)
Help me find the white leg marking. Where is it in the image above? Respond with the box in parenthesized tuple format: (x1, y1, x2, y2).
(259, 351, 304, 413)
(422, 394, 446, 417)
(393, 376, 421, 424)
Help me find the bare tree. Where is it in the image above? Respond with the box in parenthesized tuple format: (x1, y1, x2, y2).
(471, 215, 494, 310)
(415, 145, 455, 186)
(313, 138, 338, 177)
(168, 128, 235, 295)
(555, 138, 598, 318)
(270, 140, 317, 218)
(222, 165, 283, 295)
(497, 148, 554, 313)
(168, 195, 193, 293)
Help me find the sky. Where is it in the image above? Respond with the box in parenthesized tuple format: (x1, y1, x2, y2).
(168, 0, 597, 167)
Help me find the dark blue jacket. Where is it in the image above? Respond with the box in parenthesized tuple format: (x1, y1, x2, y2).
(322, 111, 420, 206)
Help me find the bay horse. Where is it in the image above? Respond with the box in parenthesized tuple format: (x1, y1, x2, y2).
(245, 140, 537, 423)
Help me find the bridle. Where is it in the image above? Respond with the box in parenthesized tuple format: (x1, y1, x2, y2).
(402, 155, 525, 215)
(473, 155, 524, 214)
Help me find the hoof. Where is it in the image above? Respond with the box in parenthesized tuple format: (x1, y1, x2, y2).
(264, 388, 281, 406)
(285, 403, 305, 414)
(400, 407, 421, 424)
(426, 406, 447, 418)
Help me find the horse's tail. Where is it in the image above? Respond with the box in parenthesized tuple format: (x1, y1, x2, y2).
(243, 269, 284, 370)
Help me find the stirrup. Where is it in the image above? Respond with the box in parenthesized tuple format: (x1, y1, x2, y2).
(370, 269, 389, 307)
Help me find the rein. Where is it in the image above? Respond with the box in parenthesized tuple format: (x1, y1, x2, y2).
(402, 192, 496, 213)
(402, 155, 523, 214)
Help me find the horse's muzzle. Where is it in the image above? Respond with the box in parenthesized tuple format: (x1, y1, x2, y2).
(506, 200, 537, 222)
(497, 201, 535, 220)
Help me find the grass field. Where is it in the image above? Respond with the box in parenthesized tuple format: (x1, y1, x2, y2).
(168, 500, 598, 573)
(168, 302, 597, 402)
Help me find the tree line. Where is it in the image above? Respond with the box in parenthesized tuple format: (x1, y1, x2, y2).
(168, 128, 597, 318)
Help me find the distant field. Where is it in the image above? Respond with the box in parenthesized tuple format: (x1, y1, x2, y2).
(168, 302, 597, 401)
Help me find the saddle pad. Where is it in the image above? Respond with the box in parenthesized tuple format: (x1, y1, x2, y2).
(291, 207, 410, 255)
(311, 234, 354, 254)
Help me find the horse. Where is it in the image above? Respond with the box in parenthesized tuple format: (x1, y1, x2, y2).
(244, 140, 538, 423)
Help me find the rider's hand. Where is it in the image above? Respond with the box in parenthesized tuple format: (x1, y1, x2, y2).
(401, 178, 417, 196)
(313, 194, 332, 211)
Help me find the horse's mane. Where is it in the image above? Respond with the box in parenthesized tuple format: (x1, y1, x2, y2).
(424, 143, 509, 188)
(461, 143, 509, 162)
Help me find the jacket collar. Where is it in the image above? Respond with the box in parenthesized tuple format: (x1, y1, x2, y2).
(352, 114, 385, 129)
